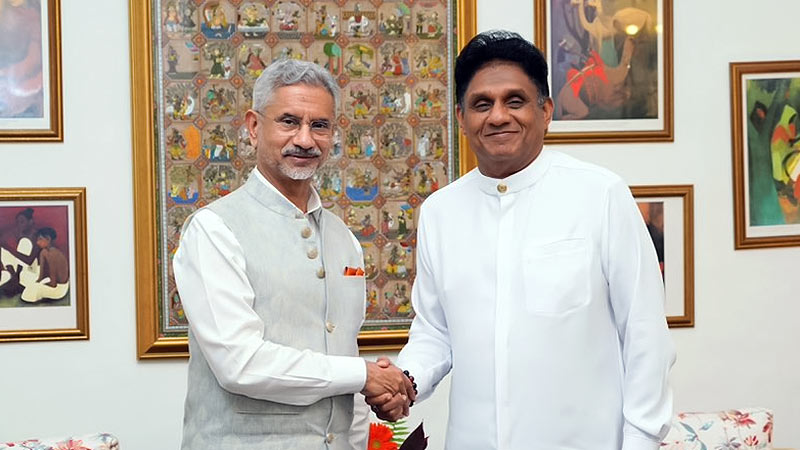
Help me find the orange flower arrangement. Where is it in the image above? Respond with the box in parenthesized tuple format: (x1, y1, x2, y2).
(369, 423, 399, 450)
(368, 420, 427, 450)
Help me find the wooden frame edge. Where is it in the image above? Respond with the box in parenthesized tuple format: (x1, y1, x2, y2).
(630, 184, 694, 328)
(130, 0, 189, 359)
(0, 187, 89, 342)
(0, 0, 63, 143)
(456, 0, 478, 176)
(534, 0, 674, 144)
(730, 60, 800, 250)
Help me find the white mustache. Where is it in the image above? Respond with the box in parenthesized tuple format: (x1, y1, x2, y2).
(282, 146, 322, 158)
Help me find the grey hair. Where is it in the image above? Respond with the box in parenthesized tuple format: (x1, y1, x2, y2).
(251, 59, 340, 113)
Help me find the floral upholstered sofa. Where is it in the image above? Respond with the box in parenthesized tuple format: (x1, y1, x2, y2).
(661, 408, 795, 450)
(1, 433, 118, 450)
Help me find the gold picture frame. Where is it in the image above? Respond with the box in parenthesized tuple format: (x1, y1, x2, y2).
(630, 184, 694, 327)
(0, 0, 63, 142)
(130, 0, 477, 358)
(0, 188, 88, 342)
(534, 0, 673, 144)
(730, 60, 800, 250)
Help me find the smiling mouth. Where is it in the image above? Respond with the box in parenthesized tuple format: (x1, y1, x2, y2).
(485, 130, 518, 137)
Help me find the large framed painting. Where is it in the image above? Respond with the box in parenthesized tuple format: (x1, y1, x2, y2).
(534, 0, 673, 144)
(0, 0, 63, 142)
(730, 60, 800, 249)
(631, 184, 693, 327)
(0, 188, 88, 342)
(130, 0, 477, 357)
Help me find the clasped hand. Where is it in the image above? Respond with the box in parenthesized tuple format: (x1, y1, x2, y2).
(362, 357, 416, 422)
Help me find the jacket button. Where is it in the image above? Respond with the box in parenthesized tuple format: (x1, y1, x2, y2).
(497, 183, 508, 193)
(325, 321, 336, 333)
(307, 248, 319, 259)
(316, 268, 326, 278)
(325, 433, 335, 443)
(301, 227, 312, 238)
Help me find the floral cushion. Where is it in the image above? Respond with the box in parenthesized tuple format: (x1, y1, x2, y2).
(661, 408, 773, 449)
(1, 433, 118, 450)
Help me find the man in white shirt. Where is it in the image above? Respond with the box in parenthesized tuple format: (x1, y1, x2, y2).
(368, 30, 676, 449)
(173, 59, 414, 450)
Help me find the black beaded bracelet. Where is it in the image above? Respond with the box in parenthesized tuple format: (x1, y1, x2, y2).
(403, 370, 418, 406)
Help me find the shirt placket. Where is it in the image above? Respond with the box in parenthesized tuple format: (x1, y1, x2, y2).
(495, 183, 515, 450)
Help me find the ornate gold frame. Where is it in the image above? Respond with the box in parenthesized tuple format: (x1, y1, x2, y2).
(0, 188, 89, 342)
(0, 0, 63, 142)
(730, 60, 800, 250)
(130, 0, 478, 358)
(533, 0, 673, 144)
(630, 184, 694, 328)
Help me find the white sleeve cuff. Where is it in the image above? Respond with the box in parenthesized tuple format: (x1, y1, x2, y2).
(327, 355, 367, 395)
(621, 433, 661, 450)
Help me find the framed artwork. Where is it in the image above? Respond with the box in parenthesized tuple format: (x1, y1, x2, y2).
(631, 185, 693, 327)
(0, 188, 88, 342)
(534, 0, 673, 144)
(0, 0, 63, 142)
(730, 60, 800, 249)
(130, 0, 477, 357)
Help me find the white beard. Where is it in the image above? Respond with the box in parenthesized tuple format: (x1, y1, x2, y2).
(278, 162, 318, 180)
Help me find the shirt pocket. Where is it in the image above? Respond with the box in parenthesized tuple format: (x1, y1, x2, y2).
(523, 238, 590, 315)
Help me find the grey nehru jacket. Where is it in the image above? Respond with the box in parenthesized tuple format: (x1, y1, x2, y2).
(180, 175, 366, 450)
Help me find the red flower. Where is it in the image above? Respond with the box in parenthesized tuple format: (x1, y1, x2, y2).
(53, 439, 92, 450)
(369, 423, 399, 450)
(763, 420, 773, 442)
(744, 435, 759, 446)
(722, 410, 757, 428)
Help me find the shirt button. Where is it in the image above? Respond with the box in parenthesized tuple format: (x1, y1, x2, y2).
(325, 433, 335, 443)
(301, 227, 312, 239)
(307, 248, 319, 259)
(497, 183, 508, 193)
(316, 268, 326, 279)
(325, 321, 336, 333)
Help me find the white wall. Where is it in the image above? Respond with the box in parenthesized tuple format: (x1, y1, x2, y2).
(1, 0, 799, 448)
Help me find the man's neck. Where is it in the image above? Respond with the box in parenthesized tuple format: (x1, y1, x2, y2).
(258, 169, 311, 212)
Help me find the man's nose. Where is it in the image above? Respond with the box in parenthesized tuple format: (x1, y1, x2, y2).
(292, 123, 315, 149)
(487, 103, 511, 126)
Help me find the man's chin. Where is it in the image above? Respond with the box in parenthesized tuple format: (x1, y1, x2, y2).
(279, 164, 319, 181)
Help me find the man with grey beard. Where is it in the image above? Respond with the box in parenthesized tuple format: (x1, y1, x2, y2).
(173, 59, 414, 449)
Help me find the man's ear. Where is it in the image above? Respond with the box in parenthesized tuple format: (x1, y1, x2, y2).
(455, 103, 464, 132)
(541, 97, 554, 132)
(244, 110, 259, 147)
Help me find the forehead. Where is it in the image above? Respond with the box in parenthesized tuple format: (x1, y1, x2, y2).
(465, 62, 539, 98)
(266, 84, 336, 117)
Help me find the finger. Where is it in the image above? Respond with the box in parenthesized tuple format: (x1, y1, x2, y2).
(376, 357, 392, 368)
(365, 392, 393, 405)
(378, 393, 407, 413)
(377, 406, 405, 422)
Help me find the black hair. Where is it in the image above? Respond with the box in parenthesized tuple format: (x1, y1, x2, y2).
(36, 227, 57, 242)
(16, 208, 34, 220)
(455, 30, 550, 108)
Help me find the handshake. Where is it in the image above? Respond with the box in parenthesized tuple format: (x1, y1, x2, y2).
(361, 357, 418, 422)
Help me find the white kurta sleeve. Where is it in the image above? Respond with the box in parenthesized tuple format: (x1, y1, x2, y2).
(173, 209, 367, 406)
(396, 206, 453, 401)
(602, 180, 676, 449)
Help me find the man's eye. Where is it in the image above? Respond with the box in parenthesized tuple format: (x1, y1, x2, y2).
(473, 103, 491, 112)
(507, 99, 525, 108)
(311, 121, 331, 130)
(280, 118, 299, 127)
